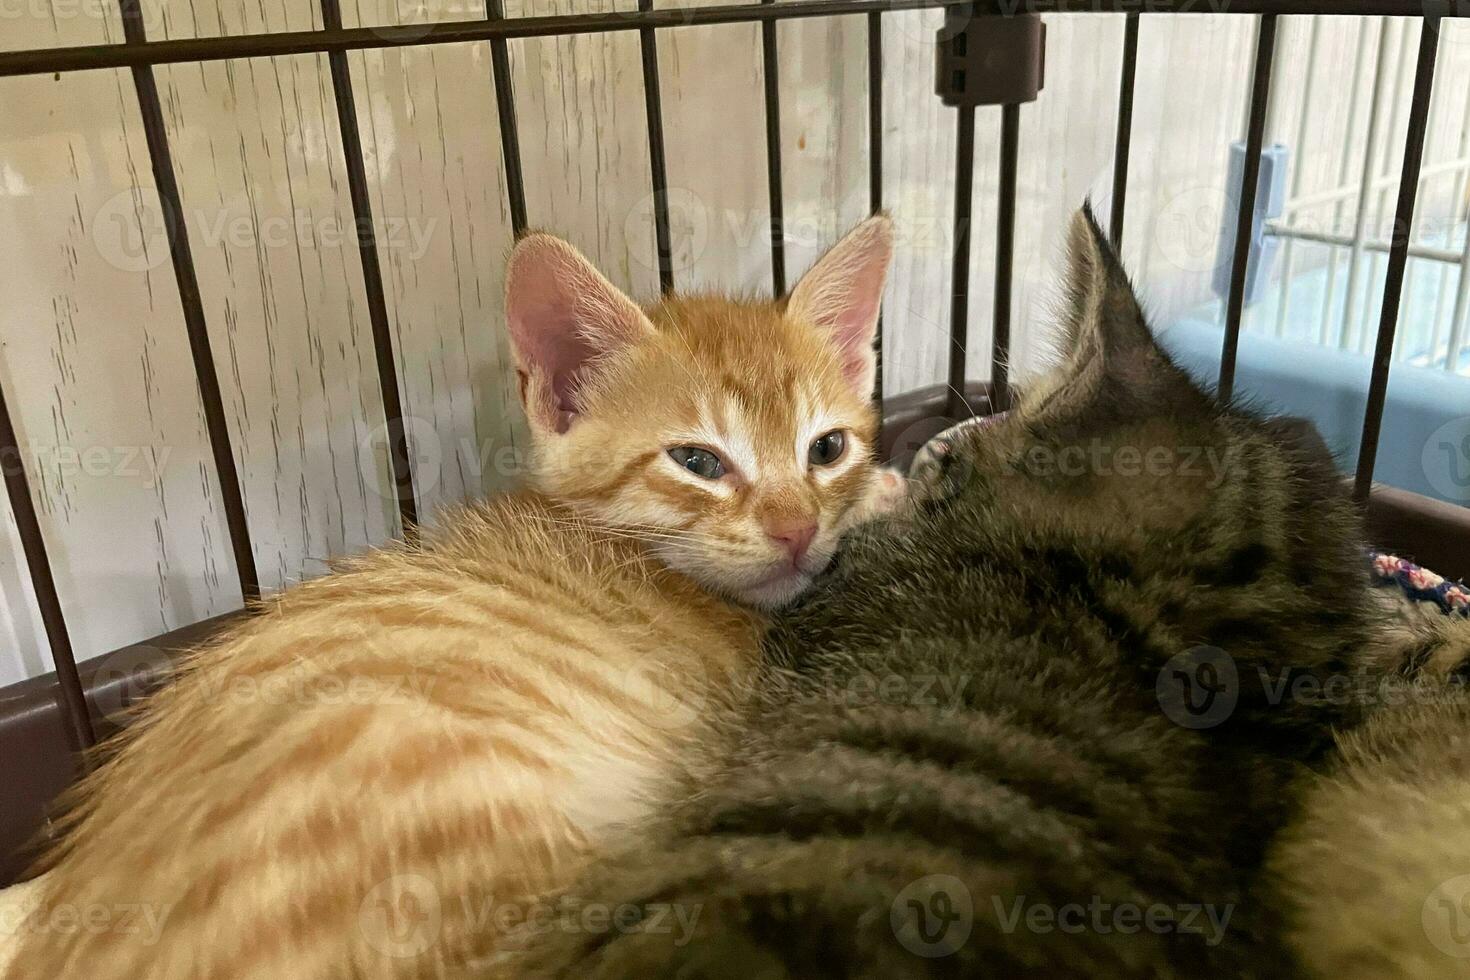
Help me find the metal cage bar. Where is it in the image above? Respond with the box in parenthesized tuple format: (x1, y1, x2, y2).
(487, 0, 529, 237)
(12, 2, 1459, 80)
(1218, 13, 1278, 404)
(869, 10, 885, 406)
(992, 103, 1020, 412)
(0, 381, 95, 750)
(1110, 12, 1140, 245)
(761, 0, 788, 295)
(638, 0, 676, 293)
(1355, 18, 1442, 502)
(319, 0, 420, 539)
(947, 103, 977, 419)
(117, 0, 260, 602)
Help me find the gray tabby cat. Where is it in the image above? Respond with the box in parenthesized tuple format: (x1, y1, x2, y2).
(494, 205, 1387, 978)
(1268, 608, 1470, 978)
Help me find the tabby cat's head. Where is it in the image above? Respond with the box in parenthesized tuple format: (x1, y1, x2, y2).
(505, 218, 891, 609)
(909, 204, 1355, 575)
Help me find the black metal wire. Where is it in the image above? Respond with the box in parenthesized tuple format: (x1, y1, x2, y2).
(947, 104, 976, 419)
(1355, 18, 1441, 502)
(869, 10, 884, 406)
(1218, 13, 1278, 404)
(487, 0, 528, 236)
(118, 0, 259, 603)
(761, 0, 787, 295)
(3, 1, 1458, 78)
(0, 380, 94, 750)
(638, 0, 675, 293)
(319, 0, 419, 539)
(992, 103, 1020, 413)
(1110, 12, 1140, 245)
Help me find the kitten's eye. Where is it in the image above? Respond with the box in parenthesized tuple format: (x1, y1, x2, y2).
(668, 446, 726, 480)
(808, 430, 847, 467)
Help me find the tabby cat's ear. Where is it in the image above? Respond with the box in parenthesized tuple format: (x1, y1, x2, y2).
(1049, 204, 1196, 407)
(787, 213, 893, 397)
(506, 234, 655, 434)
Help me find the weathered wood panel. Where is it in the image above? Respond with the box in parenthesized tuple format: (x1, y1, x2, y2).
(5, 8, 1468, 685)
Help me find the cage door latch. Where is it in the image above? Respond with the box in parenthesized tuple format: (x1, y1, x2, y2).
(935, 8, 1046, 107)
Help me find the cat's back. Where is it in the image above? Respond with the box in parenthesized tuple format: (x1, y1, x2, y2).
(8, 491, 761, 980)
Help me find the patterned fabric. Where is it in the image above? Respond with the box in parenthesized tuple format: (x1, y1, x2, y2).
(1371, 553, 1470, 618)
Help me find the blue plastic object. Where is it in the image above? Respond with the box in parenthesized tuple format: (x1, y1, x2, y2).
(1212, 141, 1290, 306)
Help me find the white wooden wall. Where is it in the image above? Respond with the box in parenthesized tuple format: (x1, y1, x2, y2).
(2, 8, 1466, 683)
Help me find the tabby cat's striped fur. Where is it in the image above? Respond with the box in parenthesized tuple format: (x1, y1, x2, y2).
(1267, 608, 1470, 978)
(1, 218, 895, 979)
(501, 207, 1392, 978)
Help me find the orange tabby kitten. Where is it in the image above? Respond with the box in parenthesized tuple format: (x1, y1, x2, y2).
(0, 215, 895, 979)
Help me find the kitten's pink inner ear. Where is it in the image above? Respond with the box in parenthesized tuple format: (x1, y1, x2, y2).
(505, 235, 653, 433)
(787, 214, 894, 397)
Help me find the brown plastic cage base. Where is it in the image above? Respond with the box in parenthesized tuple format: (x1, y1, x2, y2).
(2, 381, 1467, 887)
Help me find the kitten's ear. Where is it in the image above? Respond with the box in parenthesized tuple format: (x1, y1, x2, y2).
(1052, 203, 1198, 405)
(506, 234, 655, 434)
(787, 213, 893, 397)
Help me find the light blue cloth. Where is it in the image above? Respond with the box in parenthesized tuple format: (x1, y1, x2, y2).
(1158, 317, 1470, 506)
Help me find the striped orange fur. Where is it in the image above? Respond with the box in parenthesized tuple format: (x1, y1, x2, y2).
(1, 217, 895, 978)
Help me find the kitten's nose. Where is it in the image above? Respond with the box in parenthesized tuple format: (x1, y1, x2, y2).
(765, 519, 817, 564)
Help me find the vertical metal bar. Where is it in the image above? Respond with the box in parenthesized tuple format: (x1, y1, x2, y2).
(637, 0, 675, 292)
(319, 0, 419, 539)
(486, 0, 528, 236)
(760, 0, 786, 295)
(0, 383, 94, 749)
(947, 104, 976, 419)
(1218, 13, 1278, 404)
(868, 10, 885, 405)
(117, 0, 258, 602)
(1110, 12, 1139, 245)
(1354, 17, 1440, 503)
(992, 103, 1019, 413)
(1341, 20, 1393, 349)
